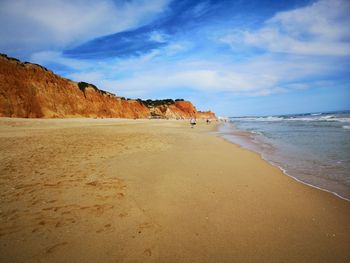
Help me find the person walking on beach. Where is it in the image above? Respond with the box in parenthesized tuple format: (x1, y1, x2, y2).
(190, 117, 196, 128)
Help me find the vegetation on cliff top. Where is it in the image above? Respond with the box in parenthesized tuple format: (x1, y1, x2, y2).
(0, 53, 49, 72)
(137, 98, 185, 108)
(77, 82, 115, 97)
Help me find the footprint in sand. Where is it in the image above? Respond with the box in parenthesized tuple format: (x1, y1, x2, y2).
(137, 222, 154, 234)
(96, 223, 113, 233)
(86, 181, 99, 186)
(143, 249, 152, 257)
(80, 204, 114, 216)
(116, 192, 125, 198)
(119, 212, 128, 218)
(45, 242, 68, 254)
(96, 195, 111, 201)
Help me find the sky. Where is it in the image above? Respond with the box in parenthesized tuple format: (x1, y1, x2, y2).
(1, 0, 349, 116)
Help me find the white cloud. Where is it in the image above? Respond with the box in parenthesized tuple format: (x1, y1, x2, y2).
(43, 51, 337, 98)
(28, 38, 345, 104)
(149, 31, 168, 43)
(222, 0, 350, 56)
(13, 0, 349, 102)
(31, 51, 91, 70)
(0, 0, 170, 57)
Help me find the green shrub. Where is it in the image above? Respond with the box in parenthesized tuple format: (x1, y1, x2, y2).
(78, 82, 89, 92)
(78, 82, 111, 96)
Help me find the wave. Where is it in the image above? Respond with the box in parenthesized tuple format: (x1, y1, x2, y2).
(230, 115, 350, 123)
(230, 116, 283, 122)
(343, 125, 350, 130)
(218, 123, 350, 201)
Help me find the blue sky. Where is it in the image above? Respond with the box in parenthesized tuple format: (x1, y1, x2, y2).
(1, 0, 349, 116)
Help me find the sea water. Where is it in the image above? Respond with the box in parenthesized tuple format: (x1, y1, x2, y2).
(219, 111, 350, 200)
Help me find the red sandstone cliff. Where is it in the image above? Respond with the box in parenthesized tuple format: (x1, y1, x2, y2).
(165, 102, 215, 119)
(196, 110, 216, 119)
(0, 54, 216, 119)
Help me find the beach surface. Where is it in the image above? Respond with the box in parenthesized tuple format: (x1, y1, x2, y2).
(0, 118, 349, 262)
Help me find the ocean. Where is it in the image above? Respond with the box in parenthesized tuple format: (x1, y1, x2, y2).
(219, 110, 350, 201)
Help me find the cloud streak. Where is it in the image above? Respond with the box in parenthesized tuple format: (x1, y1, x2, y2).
(0, 0, 169, 58)
(222, 0, 350, 56)
(34, 50, 342, 99)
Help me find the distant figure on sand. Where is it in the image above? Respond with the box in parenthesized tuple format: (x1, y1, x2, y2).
(190, 118, 196, 128)
(206, 119, 211, 124)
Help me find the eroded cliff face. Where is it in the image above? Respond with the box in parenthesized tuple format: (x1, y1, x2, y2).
(0, 54, 216, 119)
(147, 101, 197, 119)
(0, 55, 150, 118)
(165, 102, 216, 119)
(197, 111, 216, 119)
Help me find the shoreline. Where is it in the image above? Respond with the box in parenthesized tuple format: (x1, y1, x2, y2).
(218, 122, 350, 202)
(1, 118, 350, 262)
(219, 131, 350, 202)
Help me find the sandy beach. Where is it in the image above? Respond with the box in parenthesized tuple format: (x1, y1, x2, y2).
(0, 118, 349, 263)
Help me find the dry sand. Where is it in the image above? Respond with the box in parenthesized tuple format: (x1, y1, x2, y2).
(0, 118, 349, 263)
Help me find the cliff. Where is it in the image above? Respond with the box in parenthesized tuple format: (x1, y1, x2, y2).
(196, 110, 216, 119)
(0, 54, 216, 119)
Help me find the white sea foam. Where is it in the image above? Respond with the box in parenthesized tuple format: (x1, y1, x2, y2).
(287, 116, 350, 122)
(332, 118, 350, 123)
(231, 116, 284, 122)
(319, 115, 335, 120)
(231, 115, 350, 123)
(265, 116, 284, 121)
(251, 130, 263, 135)
(218, 125, 350, 202)
(222, 118, 350, 201)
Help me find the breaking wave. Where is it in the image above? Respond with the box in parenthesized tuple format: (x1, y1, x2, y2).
(230, 112, 350, 123)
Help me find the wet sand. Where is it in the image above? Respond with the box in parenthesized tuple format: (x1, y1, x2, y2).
(0, 118, 349, 262)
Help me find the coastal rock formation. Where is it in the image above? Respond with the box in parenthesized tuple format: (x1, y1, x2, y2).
(197, 110, 216, 119)
(0, 54, 216, 119)
(140, 99, 198, 119)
